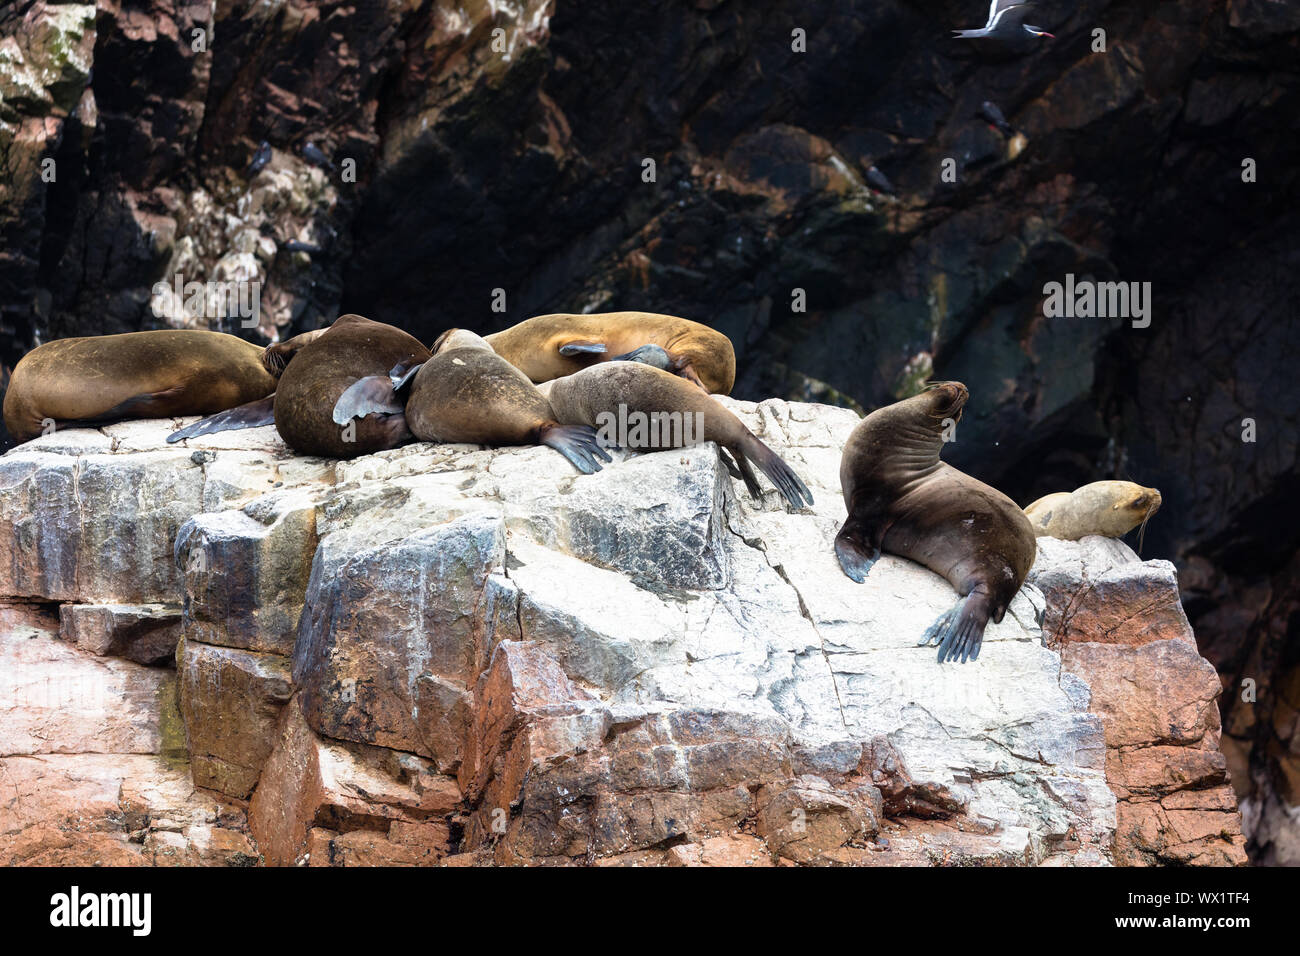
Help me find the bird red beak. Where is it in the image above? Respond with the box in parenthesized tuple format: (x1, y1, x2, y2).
(1041, 31, 1055, 38)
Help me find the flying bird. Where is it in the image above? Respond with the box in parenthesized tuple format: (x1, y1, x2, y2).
(953, 1, 1054, 47)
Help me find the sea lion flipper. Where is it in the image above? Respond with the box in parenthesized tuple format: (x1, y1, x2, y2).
(734, 440, 814, 511)
(717, 448, 744, 480)
(834, 532, 879, 583)
(558, 341, 607, 356)
(333, 375, 404, 425)
(389, 362, 424, 393)
(610, 344, 672, 370)
(538, 424, 612, 475)
(166, 395, 277, 443)
(923, 593, 992, 664)
(90, 385, 187, 423)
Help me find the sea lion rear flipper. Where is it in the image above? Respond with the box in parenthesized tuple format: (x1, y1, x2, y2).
(538, 424, 613, 475)
(733, 440, 814, 511)
(166, 395, 276, 443)
(558, 341, 607, 356)
(718, 448, 744, 480)
(921, 592, 992, 664)
(333, 375, 405, 425)
(262, 328, 328, 376)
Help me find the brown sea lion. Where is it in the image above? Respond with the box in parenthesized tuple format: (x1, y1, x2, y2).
(335, 329, 610, 473)
(1024, 480, 1162, 548)
(834, 382, 1036, 663)
(2, 330, 278, 444)
(175, 313, 427, 457)
(541, 361, 813, 510)
(484, 312, 736, 394)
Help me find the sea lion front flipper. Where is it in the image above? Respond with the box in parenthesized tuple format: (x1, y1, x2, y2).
(558, 341, 607, 357)
(166, 395, 277, 443)
(389, 361, 424, 393)
(834, 533, 880, 583)
(834, 511, 882, 582)
(921, 592, 993, 664)
(610, 344, 672, 370)
(333, 375, 403, 425)
(538, 424, 613, 475)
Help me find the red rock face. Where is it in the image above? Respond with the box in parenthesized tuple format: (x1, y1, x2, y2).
(1032, 539, 1249, 866)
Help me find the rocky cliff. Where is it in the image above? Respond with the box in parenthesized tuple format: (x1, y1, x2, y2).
(0, 401, 1247, 865)
(1, 0, 1294, 861)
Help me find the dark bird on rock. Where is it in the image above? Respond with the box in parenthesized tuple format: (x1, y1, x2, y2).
(246, 141, 272, 177)
(301, 141, 335, 171)
(282, 240, 324, 255)
(978, 100, 1016, 137)
(953, 1, 1053, 55)
(865, 165, 895, 195)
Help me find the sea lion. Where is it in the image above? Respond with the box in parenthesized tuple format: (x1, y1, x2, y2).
(541, 361, 813, 510)
(834, 382, 1036, 663)
(1024, 480, 1162, 547)
(335, 329, 610, 473)
(2, 330, 278, 444)
(485, 312, 736, 394)
(241, 313, 428, 458)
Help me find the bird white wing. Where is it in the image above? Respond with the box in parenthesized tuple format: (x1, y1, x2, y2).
(987, 0, 1027, 29)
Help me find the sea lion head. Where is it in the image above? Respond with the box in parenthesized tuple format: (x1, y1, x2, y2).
(919, 380, 969, 424)
(432, 328, 493, 355)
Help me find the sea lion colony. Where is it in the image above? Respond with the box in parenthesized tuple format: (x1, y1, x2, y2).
(2, 312, 1158, 663)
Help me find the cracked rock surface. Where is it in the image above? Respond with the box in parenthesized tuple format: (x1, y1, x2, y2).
(0, 398, 1246, 865)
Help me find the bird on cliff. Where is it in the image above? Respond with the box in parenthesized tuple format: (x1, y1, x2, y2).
(978, 100, 1016, 137)
(865, 165, 896, 195)
(953, 1, 1054, 53)
(301, 141, 335, 172)
(246, 141, 272, 177)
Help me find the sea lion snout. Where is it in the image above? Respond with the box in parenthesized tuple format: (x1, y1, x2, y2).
(1134, 488, 1162, 513)
(923, 381, 969, 419)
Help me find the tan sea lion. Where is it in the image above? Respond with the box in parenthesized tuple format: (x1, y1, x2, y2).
(335, 329, 610, 473)
(541, 360, 813, 510)
(1024, 480, 1162, 547)
(167, 324, 338, 442)
(485, 312, 736, 394)
(2, 330, 278, 444)
(834, 382, 1037, 663)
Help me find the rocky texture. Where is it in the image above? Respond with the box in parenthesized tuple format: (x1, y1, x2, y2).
(1031, 537, 1249, 866)
(2, 0, 1290, 862)
(0, 602, 256, 865)
(0, 400, 1247, 865)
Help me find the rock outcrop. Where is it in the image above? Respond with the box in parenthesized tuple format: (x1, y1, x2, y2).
(0, 399, 1247, 865)
(1, 0, 1288, 863)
